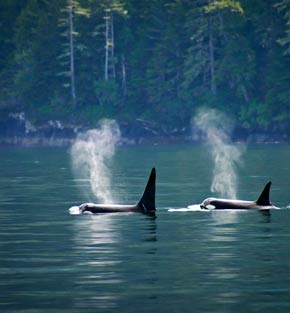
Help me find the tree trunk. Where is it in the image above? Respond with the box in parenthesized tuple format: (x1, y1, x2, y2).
(105, 10, 109, 81)
(104, 10, 115, 81)
(110, 13, 116, 79)
(208, 16, 216, 96)
(69, 0, 76, 104)
(241, 84, 249, 103)
(121, 54, 127, 96)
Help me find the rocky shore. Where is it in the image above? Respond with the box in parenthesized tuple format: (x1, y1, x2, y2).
(0, 112, 288, 146)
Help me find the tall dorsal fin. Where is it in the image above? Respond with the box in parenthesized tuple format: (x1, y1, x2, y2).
(138, 168, 156, 215)
(256, 181, 271, 205)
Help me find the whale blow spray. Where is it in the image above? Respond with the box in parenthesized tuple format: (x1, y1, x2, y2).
(71, 119, 121, 203)
(194, 109, 244, 199)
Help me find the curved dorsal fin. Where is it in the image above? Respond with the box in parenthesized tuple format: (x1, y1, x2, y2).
(256, 181, 271, 205)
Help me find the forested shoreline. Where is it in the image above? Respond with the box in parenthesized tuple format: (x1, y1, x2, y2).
(1, 0, 290, 139)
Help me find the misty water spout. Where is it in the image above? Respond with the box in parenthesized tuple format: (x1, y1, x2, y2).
(70, 119, 121, 203)
(194, 109, 244, 199)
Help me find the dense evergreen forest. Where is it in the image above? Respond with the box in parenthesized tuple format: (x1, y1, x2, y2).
(0, 0, 290, 135)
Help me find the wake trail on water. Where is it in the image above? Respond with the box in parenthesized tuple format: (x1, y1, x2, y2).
(70, 119, 121, 204)
(168, 205, 206, 212)
(193, 108, 245, 200)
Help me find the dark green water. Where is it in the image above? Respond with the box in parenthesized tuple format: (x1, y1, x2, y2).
(1, 145, 290, 313)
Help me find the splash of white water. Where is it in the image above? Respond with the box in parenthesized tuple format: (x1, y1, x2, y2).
(70, 119, 121, 203)
(194, 108, 244, 199)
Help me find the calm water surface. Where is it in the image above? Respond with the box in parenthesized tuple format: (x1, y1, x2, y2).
(1, 144, 290, 313)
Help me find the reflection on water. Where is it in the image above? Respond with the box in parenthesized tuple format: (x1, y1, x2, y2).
(71, 215, 122, 310)
(205, 212, 241, 307)
(196, 209, 288, 312)
(73, 215, 120, 246)
(70, 214, 157, 311)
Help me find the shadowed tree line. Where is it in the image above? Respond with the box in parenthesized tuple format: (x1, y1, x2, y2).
(0, 0, 290, 135)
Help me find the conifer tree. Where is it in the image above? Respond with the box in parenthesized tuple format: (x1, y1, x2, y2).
(276, 0, 290, 55)
(58, 0, 89, 105)
(182, 0, 244, 107)
(0, 0, 28, 105)
(13, 0, 62, 111)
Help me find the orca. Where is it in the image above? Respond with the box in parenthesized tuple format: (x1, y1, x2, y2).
(69, 168, 156, 216)
(200, 181, 279, 211)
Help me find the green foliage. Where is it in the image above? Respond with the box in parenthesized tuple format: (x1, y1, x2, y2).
(13, 0, 63, 107)
(239, 101, 271, 129)
(0, 0, 290, 136)
(95, 79, 120, 108)
(204, 0, 243, 14)
(276, 0, 290, 55)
